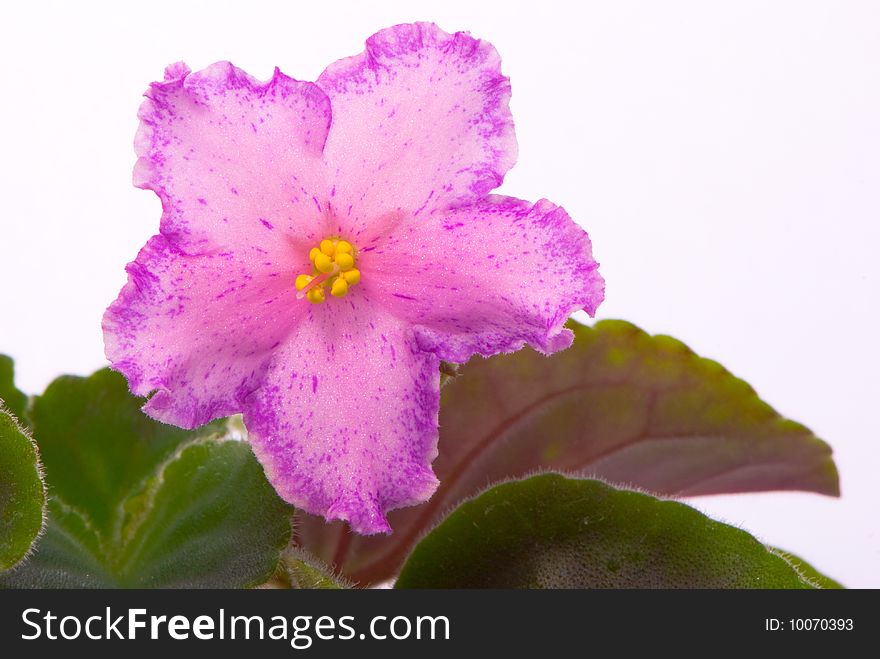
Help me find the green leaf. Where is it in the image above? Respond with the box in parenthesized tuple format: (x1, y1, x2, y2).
(0, 355, 28, 422)
(396, 474, 823, 589)
(277, 548, 351, 589)
(769, 548, 844, 589)
(0, 410, 45, 570)
(439, 361, 461, 388)
(0, 369, 292, 588)
(300, 319, 839, 584)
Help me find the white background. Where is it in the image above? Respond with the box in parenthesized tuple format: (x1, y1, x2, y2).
(1, 1, 877, 586)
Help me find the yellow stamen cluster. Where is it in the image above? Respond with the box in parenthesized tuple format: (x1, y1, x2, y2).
(294, 238, 361, 304)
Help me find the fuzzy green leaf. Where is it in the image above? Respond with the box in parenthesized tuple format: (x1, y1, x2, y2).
(278, 548, 351, 589)
(0, 369, 292, 588)
(0, 410, 45, 571)
(396, 474, 826, 589)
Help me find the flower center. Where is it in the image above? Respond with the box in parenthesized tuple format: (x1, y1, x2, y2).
(294, 238, 361, 304)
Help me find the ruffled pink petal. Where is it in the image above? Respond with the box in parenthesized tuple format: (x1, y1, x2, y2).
(135, 62, 332, 256)
(242, 297, 440, 535)
(358, 195, 604, 363)
(103, 234, 304, 428)
(317, 22, 517, 239)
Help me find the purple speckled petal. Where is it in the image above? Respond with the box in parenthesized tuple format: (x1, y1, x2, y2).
(103, 234, 304, 428)
(242, 296, 440, 535)
(135, 62, 332, 255)
(358, 195, 605, 363)
(317, 22, 517, 240)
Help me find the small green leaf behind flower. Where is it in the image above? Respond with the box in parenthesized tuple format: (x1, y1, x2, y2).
(396, 474, 835, 589)
(0, 369, 293, 588)
(275, 547, 351, 589)
(0, 354, 29, 423)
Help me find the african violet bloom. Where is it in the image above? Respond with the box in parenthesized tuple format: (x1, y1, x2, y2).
(104, 23, 604, 534)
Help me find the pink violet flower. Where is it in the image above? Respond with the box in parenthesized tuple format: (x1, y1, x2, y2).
(103, 23, 605, 534)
